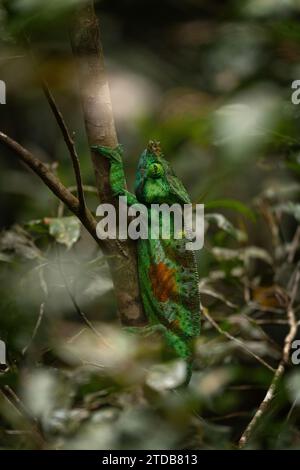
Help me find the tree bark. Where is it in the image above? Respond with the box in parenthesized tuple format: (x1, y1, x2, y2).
(70, 1, 147, 326)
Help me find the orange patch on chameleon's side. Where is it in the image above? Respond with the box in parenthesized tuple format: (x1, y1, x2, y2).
(149, 262, 177, 302)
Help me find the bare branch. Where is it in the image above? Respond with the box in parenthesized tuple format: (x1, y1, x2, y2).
(42, 82, 86, 215)
(22, 302, 45, 355)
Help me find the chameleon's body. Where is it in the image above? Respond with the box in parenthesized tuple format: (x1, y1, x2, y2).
(92, 141, 201, 382)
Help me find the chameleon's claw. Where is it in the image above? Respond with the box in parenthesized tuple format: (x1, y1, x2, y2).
(91, 144, 123, 163)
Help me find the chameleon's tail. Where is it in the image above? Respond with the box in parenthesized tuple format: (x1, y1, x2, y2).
(164, 330, 193, 386)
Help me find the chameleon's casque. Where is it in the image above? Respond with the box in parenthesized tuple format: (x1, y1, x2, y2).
(92, 141, 201, 381)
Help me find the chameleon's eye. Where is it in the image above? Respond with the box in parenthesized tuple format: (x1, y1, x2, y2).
(148, 162, 164, 178)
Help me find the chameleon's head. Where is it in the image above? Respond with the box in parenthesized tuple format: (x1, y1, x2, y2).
(134, 141, 171, 204)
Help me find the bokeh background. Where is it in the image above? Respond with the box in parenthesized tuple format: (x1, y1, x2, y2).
(1, 0, 300, 450)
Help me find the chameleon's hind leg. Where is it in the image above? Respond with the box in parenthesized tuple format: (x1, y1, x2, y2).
(124, 293, 166, 336)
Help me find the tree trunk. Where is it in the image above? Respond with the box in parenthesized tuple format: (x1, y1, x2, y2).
(70, 1, 147, 326)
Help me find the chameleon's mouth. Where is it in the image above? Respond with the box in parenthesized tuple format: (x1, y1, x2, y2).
(150, 170, 162, 179)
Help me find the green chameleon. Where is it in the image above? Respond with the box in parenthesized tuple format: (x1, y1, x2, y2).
(92, 141, 201, 383)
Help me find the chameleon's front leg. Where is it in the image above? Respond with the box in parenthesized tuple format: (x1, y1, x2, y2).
(91, 144, 138, 206)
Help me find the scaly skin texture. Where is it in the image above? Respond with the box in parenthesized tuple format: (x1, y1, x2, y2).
(92, 141, 201, 383)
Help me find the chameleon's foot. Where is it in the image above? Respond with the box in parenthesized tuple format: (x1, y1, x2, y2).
(91, 144, 123, 163)
(124, 324, 166, 337)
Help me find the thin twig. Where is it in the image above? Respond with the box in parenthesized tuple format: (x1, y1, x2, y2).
(55, 247, 113, 349)
(213, 317, 290, 326)
(67, 327, 87, 344)
(249, 319, 290, 325)
(203, 307, 275, 372)
(81, 361, 106, 369)
(286, 393, 300, 423)
(288, 226, 300, 263)
(24, 35, 86, 216)
(22, 302, 45, 355)
(58, 262, 101, 339)
(241, 313, 283, 354)
(199, 286, 238, 309)
(1, 386, 46, 448)
(42, 82, 86, 216)
(3, 385, 33, 420)
(228, 385, 267, 391)
(238, 269, 300, 448)
(57, 185, 97, 217)
(209, 412, 251, 422)
(5, 430, 33, 435)
(0, 131, 78, 210)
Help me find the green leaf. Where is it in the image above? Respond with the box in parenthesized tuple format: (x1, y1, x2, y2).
(285, 161, 300, 176)
(211, 246, 273, 265)
(276, 202, 300, 222)
(25, 219, 50, 234)
(205, 213, 247, 242)
(0, 253, 13, 263)
(45, 217, 81, 249)
(205, 199, 256, 222)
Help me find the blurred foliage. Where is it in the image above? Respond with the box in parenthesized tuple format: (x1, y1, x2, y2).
(1, 0, 300, 450)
